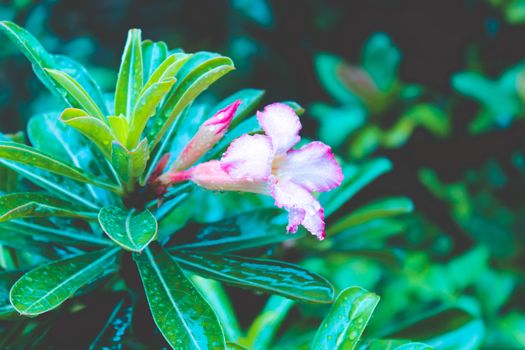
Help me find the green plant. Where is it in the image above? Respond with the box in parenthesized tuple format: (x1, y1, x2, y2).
(313, 33, 450, 159)
(0, 21, 348, 348)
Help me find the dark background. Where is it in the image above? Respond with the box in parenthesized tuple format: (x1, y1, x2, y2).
(2, 0, 520, 117)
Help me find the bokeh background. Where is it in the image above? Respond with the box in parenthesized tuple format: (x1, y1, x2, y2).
(2, 0, 525, 348)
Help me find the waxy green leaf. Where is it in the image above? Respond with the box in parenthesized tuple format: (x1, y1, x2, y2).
(167, 208, 296, 252)
(152, 53, 234, 147)
(0, 141, 120, 193)
(10, 248, 119, 315)
(362, 340, 432, 350)
(312, 287, 380, 350)
(175, 251, 334, 304)
(226, 343, 248, 350)
(142, 40, 168, 82)
(107, 115, 129, 145)
(98, 206, 157, 252)
(141, 53, 190, 92)
(0, 270, 22, 319)
(134, 244, 225, 349)
(0, 133, 23, 193)
(0, 160, 100, 210)
(385, 308, 484, 350)
(243, 296, 295, 350)
(191, 275, 242, 342)
(0, 220, 111, 247)
(0, 21, 107, 114)
(111, 139, 149, 187)
(60, 108, 115, 158)
(0, 193, 97, 222)
(115, 29, 143, 117)
(242, 295, 295, 350)
(128, 77, 176, 148)
(45, 69, 105, 120)
(329, 197, 413, 235)
(27, 113, 117, 206)
(143, 53, 234, 183)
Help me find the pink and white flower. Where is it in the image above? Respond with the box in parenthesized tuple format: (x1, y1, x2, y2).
(153, 102, 343, 240)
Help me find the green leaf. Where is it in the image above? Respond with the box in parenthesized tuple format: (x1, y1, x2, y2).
(142, 40, 168, 82)
(314, 53, 359, 105)
(153, 54, 235, 149)
(361, 33, 400, 91)
(175, 251, 334, 304)
(9, 247, 119, 315)
(142, 53, 191, 92)
(168, 208, 297, 252)
(310, 103, 366, 148)
(191, 275, 243, 342)
(329, 197, 413, 235)
(0, 220, 112, 247)
(27, 113, 117, 205)
(89, 296, 134, 350)
(0, 133, 23, 193)
(115, 29, 143, 117)
(361, 339, 432, 350)
(0, 270, 22, 319)
(128, 77, 176, 148)
(98, 206, 157, 252)
(312, 286, 380, 350)
(226, 343, 248, 350)
(144, 53, 235, 181)
(111, 139, 149, 187)
(243, 296, 295, 350)
(107, 115, 129, 145)
(45, 69, 105, 120)
(60, 108, 115, 158)
(386, 308, 484, 350)
(0, 141, 120, 193)
(0, 160, 99, 210)
(0, 192, 97, 222)
(134, 243, 225, 349)
(321, 158, 392, 217)
(0, 228, 57, 258)
(0, 21, 107, 114)
(129, 53, 193, 149)
(54, 54, 109, 115)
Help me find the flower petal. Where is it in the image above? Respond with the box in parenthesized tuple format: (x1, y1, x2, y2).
(270, 179, 326, 240)
(190, 160, 268, 194)
(278, 141, 343, 192)
(286, 207, 305, 234)
(221, 134, 273, 181)
(257, 103, 301, 154)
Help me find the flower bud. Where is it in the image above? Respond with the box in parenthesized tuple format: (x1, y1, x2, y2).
(171, 100, 241, 172)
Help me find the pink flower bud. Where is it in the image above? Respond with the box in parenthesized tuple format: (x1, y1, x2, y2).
(171, 100, 241, 172)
